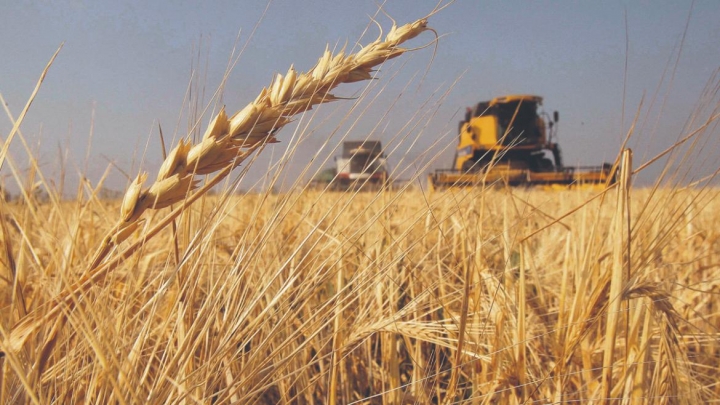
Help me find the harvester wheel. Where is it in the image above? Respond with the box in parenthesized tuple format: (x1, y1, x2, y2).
(462, 159, 479, 173)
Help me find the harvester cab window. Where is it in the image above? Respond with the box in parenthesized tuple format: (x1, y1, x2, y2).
(497, 101, 539, 146)
(472, 102, 491, 118)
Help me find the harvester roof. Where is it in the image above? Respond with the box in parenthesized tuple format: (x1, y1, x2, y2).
(488, 94, 543, 106)
(342, 140, 383, 158)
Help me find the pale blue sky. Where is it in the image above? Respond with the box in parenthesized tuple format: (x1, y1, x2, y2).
(1, 1, 718, 193)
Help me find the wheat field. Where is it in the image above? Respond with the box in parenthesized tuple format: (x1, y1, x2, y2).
(2, 11, 720, 405)
(1, 185, 719, 404)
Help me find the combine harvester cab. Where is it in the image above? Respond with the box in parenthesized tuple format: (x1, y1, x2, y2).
(311, 140, 390, 191)
(429, 94, 615, 191)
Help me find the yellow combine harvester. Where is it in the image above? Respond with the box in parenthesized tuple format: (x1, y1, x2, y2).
(428, 94, 615, 190)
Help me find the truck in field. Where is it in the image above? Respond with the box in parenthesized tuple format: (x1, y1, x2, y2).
(311, 140, 389, 191)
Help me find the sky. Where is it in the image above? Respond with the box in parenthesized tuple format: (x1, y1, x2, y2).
(1, 0, 719, 194)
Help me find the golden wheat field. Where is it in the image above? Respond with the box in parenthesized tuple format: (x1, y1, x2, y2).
(1, 186, 720, 404)
(2, 8, 720, 405)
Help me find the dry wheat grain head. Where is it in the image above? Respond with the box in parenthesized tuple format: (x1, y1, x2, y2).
(4, 16, 435, 355)
(112, 17, 434, 246)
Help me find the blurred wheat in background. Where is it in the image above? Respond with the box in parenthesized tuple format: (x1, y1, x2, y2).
(1, 5, 720, 405)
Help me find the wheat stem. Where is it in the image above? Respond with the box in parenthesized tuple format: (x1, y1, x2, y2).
(6, 16, 434, 355)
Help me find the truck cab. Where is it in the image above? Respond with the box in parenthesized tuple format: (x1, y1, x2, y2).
(335, 140, 388, 188)
(310, 140, 389, 191)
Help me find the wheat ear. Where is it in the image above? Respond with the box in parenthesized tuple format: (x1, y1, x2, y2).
(99, 18, 432, 255)
(4, 17, 434, 354)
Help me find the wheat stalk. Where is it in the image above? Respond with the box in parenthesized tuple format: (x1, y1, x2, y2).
(92, 17, 433, 261)
(3, 16, 434, 354)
